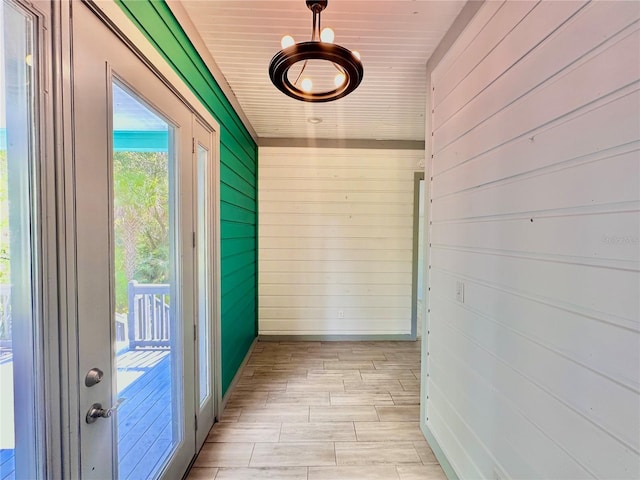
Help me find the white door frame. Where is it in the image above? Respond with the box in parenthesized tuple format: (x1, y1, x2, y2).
(0, 0, 63, 478)
(192, 116, 217, 448)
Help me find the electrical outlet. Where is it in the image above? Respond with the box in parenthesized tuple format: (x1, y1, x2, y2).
(338, 310, 344, 319)
(455, 281, 464, 303)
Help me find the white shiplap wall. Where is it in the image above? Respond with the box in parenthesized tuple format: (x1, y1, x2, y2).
(425, 1, 640, 479)
(259, 147, 423, 335)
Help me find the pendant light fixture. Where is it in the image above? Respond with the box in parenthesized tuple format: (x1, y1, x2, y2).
(269, 0, 364, 102)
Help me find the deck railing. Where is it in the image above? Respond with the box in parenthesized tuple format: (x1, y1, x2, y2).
(0, 282, 171, 350)
(127, 281, 171, 349)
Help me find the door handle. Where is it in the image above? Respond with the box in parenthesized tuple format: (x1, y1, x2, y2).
(85, 398, 124, 424)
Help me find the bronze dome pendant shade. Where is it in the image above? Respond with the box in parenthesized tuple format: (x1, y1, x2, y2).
(269, 0, 364, 102)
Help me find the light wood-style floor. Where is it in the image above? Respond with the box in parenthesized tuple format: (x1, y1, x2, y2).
(187, 340, 446, 480)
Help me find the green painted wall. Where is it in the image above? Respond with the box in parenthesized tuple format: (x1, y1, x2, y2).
(116, 1, 258, 395)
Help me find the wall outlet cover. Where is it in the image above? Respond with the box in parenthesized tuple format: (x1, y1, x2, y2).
(455, 280, 464, 303)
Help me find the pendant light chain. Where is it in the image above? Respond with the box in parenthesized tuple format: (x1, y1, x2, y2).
(295, 6, 322, 86)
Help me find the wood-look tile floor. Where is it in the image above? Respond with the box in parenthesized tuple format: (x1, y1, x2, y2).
(187, 340, 446, 480)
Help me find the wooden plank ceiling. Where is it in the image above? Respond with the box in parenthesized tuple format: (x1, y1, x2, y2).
(181, 0, 466, 141)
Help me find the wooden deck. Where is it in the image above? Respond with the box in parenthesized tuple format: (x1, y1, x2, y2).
(0, 349, 174, 480)
(0, 450, 13, 480)
(116, 349, 174, 480)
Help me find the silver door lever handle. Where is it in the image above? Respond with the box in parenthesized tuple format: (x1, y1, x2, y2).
(86, 398, 125, 424)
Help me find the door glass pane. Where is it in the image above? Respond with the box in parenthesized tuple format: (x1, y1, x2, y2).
(196, 144, 210, 407)
(112, 81, 181, 480)
(0, 2, 41, 479)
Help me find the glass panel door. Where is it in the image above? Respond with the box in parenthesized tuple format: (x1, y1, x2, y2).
(71, 4, 219, 477)
(197, 143, 210, 408)
(0, 1, 43, 479)
(193, 119, 215, 449)
(112, 81, 181, 480)
(72, 4, 196, 478)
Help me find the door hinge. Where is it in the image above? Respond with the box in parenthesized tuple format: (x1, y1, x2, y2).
(194, 324, 197, 342)
(192, 138, 196, 154)
(195, 414, 198, 431)
(193, 231, 196, 248)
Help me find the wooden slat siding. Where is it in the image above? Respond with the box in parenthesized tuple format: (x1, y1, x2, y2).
(434, 31, 640, 170)
(260, 295, 409, 309)
(260, 284, 411, 298)
(260, 272, 411, 286)
(427, 1, 640, 479)
(222, 259, 255, 288)
(221, 264, 255, 296)
(432, 0, 534, 108)
(429, 269, 639, 392)
(260, 237, 414, 251)
(435, 1, 636, 140)
(260, 248, 412, 263)
(433, 96, 640, 204)
(260, 213, 413, 228)
(260, 260, 412, 274)
(260, 201, 413, 216)
(115, 1, 258, 395)
(433, 210, 639, 265)
(259, 147, 423, 336)
(221, 204, 256, 225)
(222, 283, 256, 316)
(260, 190, 414, 204)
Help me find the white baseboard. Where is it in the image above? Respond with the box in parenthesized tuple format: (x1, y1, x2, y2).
(259, 334, 416, 341)
(219, 337, 259, 416)
(421, 422, 459, 480)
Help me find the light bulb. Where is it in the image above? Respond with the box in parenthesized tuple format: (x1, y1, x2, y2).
(320, 27, 335, 43)
(334, 73, 346, 87)
(25, 54, 33, 66)
(352, 50, 361, 60)
(301, 78, 313, 92)
(281, 35, 295, 49)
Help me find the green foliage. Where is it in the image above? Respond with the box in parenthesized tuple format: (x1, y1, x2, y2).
(0, 148, 171, 312)
(113, 150, 170, 312)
